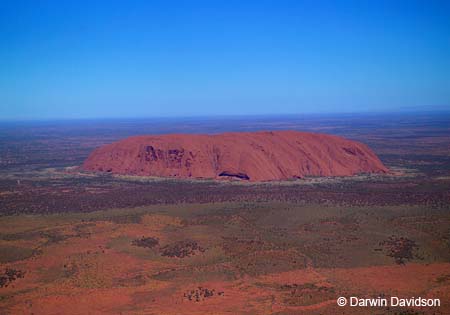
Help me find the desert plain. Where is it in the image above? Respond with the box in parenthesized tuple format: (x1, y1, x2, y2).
(0, 113, 449, 315)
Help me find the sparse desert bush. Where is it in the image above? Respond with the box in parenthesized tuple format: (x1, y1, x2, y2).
(160, 240, 205, 258)
(183, 286, 224, 302)
(380, 236, 419, 264)
(0, 268, 25, 288)
(132, 236, 159, 248)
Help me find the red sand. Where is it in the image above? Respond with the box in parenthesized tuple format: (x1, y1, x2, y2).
(83, 130, 388, 181)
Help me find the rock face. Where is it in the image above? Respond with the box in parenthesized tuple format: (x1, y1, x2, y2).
(82, 131, 388, 181)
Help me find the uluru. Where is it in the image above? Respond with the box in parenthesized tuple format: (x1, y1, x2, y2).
(82, 130, 388, 181)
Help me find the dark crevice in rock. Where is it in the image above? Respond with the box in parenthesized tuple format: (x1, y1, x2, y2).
(218, 171, 250, 180)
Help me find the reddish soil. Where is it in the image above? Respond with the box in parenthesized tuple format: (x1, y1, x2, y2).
(82, 131, 388, 181)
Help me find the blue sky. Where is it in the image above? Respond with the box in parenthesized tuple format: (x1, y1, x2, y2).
(0, 0, 449, 120)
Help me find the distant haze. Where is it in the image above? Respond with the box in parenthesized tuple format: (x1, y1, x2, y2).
(0, 0, 449, 120)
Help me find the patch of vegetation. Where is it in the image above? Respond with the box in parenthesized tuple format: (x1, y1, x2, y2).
(380, 236, 419, 264)
(0, 230, 41, 241)
(40, 230, 69, 244)
(0, 245, 37, 263)
(0, 268, 25, 288)
(131, 236, 159, 248)
(160, 240, 205, 258)
(183, 286, 224, 302)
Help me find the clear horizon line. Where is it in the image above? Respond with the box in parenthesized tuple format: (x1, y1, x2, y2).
(1, 109, 450, 123)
